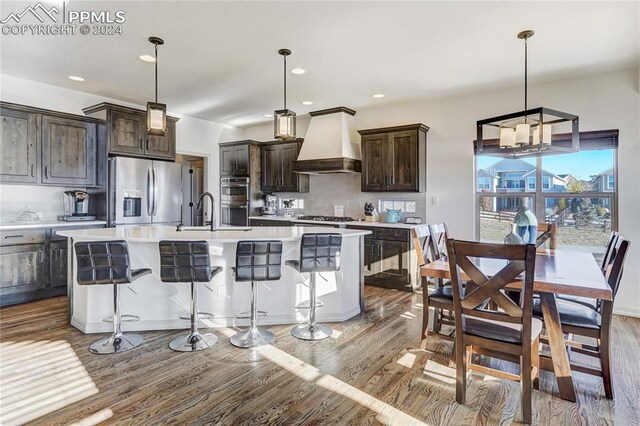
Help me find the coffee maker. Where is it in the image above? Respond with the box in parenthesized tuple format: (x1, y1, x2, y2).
(61, 190, 96, 221)
(261, 195, 277, 216)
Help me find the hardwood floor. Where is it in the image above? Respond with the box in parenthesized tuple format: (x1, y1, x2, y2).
(1, 287, 639, 425)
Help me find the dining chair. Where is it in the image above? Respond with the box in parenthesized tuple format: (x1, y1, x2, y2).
(533, 236, 629, 399)
(447, 239, 540, 424)
(412, 223, 455, 348)
(557, 231, 619, 310)
(535, 223, 557, 249)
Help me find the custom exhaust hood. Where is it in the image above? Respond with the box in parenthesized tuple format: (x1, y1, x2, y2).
(293, 107, 362, 174)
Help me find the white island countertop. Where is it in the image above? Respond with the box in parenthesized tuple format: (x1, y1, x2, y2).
(249, 216, 423, 229)
(57, 225, 371, 242)
(0, 220, 107, 231)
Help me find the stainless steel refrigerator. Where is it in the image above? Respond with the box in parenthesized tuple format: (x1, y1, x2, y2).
(109, 157, 182, 226)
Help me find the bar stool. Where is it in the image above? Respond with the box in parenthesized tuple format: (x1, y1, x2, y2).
(159, 240, 222, 352)
(230, 240, 283, 348)
(75, 240, 151, 355)
(286, 233, 342, 341)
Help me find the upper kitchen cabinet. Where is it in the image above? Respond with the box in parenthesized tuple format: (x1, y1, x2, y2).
(41, 115, 96, 186)
(0, 106, 38, 184)
(0, 102, 103, 187)
(83, 102, 178, 161)
(261, 140, 309, 193)
(220, 141, 253, 176)
(358, 123, 429, 192)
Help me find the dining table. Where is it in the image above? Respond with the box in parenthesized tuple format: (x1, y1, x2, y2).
(421, 248, 611, 403)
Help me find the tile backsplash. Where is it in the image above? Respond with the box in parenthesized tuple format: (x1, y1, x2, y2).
(0, 184, 83, 222)
(272, 173, 427, 220)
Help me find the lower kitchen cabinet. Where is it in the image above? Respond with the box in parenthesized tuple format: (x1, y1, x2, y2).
(350, 225, 418, 291)
(49, 240, 68, 289)
(249, 218, 292, 227)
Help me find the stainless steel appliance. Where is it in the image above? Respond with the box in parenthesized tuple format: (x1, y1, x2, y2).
(109, 157, 182, 226)
(261, 194, 277, 216)
(61, 190, 96, 221)
(220, 177, 249, 226)
(293, 215, 357, 229)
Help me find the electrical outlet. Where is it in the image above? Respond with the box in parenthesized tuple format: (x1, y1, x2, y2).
(431, 196, 439, 206)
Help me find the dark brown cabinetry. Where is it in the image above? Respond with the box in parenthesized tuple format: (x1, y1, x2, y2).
(49, 240, 68, 289)
(41, 115, 96, 186)
(261, 140, 309, 193)
(220, 143, 250, 176)
(0, 107, 38, 183)
(249, 218, 293, 227)
(0, 102, 103, 186)
(83, 102, 178, 160)
(348, 225, 418, 291)
(358, 123, 428, 192)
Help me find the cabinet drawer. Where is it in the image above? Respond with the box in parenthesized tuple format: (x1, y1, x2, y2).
(375, 228, 410, 242)
(0, 230, 46, 246)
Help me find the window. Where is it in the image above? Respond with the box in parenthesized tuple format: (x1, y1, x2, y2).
(476, 143, 617, 249)
(478, 177, 491, 190)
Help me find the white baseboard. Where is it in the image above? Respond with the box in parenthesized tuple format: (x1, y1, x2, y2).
(613, 307, 640, 318)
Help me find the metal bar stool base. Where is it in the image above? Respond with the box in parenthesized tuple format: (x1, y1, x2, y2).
(89, 333, 143, 355)
(169, 332, 218, 352)
(291, 323, 333, 341)
(179, 312, 214, 321)
(230, 328, 275, 348)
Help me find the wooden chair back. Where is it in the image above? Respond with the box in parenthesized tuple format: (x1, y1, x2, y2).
(601, 231, 620, 273)
(411, 225, 432, 268)
(446, 239, 537, 345)
(536, 223, 557, 249)
(428, 223, 449, 261)
(604, 236, 629, 299)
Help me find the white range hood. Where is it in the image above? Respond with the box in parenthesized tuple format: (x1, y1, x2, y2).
(293, 107, 362, 174)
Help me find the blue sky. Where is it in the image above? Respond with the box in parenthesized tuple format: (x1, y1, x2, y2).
(477, 149, 614, 180)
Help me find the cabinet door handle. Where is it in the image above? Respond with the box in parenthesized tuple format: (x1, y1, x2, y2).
(4, 234, 24, 239)
(31, 164, 34, 177)
(378, 244, 382, 257)
(390, 175, 394, 186)
(370, 242, 375, 256)
(139, 138, 143, 149)
(146, 139, 149, 151)
(44, 165, 49, 178)
(38, 248, 44, 263)
(384, 176, 388, 187)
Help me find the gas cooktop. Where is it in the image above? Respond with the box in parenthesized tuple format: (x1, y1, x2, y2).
(297, 215, 356, 223)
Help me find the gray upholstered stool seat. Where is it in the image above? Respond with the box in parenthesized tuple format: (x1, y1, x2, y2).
(230, 240, 283, 348)
(75, 240, 150, 355)
(286, 233, 342, 341)
(159, 240, 223, 352)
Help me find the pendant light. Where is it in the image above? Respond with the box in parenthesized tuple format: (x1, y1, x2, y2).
(274, 48, 296, 140)
(146, 36, 167, 137)
(476, 30, 579, 158)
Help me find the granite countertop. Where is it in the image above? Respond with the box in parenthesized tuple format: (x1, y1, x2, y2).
(248, 216, 423, 229)
(57, 225, 372, 243)
(0, 220, 107, 231)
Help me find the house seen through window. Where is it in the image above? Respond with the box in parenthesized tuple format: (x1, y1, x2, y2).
(476, 146, 617, 249)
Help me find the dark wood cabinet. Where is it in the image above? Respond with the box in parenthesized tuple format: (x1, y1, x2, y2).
(261, 140, 309, 193)
(358, 123, 428, 192)
(249, 218, 293, 227)
(83, 103, 178, 161)
(220, 143, 251, 177)
(41, 115, 96, 186)
(49, 240, 68, 289)
(348, 225, 418, 291)
(0, 243, 46, 300)
(0, 107, 38, 183)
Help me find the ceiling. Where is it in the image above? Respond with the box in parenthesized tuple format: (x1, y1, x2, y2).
(1, 1, 638, 128)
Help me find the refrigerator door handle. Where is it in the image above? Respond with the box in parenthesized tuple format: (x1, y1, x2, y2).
(152, 167, 159, 216)
(147, 167, 153, 216)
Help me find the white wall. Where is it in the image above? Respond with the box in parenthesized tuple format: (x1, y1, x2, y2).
(0, 74, 244, 223)
(244, 68, 640, 317)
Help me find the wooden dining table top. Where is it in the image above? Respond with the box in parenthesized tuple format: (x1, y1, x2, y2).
(421, 248, 612, 301)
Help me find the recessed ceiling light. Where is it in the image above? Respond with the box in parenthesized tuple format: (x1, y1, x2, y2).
(263, 114, 273, 118)
(139, 54, 156, 63)
(290, 68, 306, 75)
(302, 101, 313, 105)
(68, 75, 85, 82)
(372, 93, 385, 99)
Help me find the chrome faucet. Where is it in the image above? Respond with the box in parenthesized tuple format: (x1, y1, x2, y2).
(196, 192, 216, 231)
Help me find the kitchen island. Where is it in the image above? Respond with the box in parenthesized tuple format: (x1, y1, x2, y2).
(57, 226, 371, 334)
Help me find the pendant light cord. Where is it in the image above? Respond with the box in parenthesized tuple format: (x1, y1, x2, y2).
(524, 36, 528, 113)
(155, 43, 159, 103)
(283, 54, 287, 109)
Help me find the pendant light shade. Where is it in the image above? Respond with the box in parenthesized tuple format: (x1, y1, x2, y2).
(274, 49, 296, 140)
(147, 36, 167, 137)
(515, 123, 530, 145)
(499, 128, 516, 148)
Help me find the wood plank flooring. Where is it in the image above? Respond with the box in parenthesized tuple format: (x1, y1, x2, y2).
(1, 287, 639, 425)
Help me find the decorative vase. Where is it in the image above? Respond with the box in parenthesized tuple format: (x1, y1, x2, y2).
(504, 223, 524, 245)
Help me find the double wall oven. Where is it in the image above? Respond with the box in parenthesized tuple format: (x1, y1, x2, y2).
(220, 177, 250, 226)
